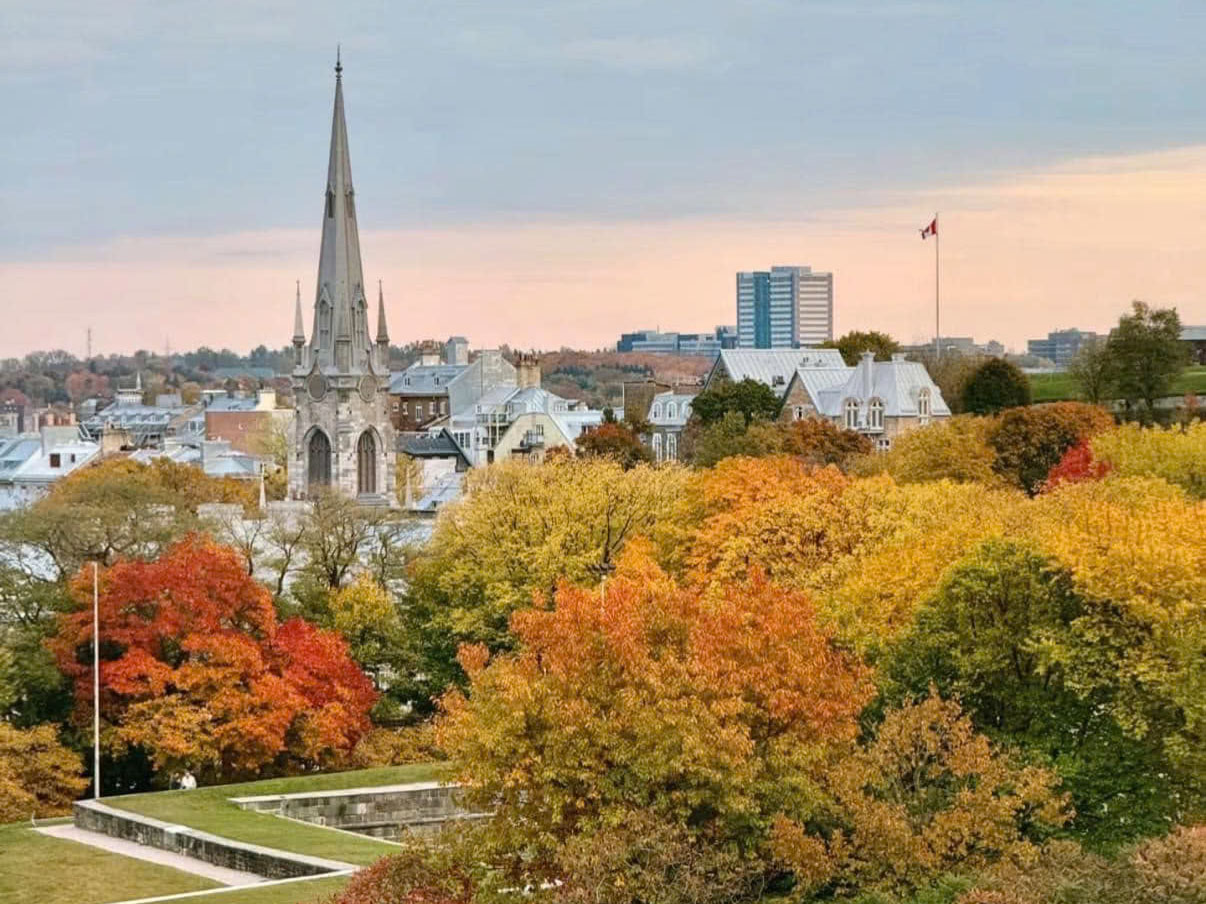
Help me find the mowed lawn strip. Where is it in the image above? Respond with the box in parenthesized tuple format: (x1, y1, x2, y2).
(0, 822, 218, 904)
(159, 875, 351, 904)
(1029, 364, 1206, 402)
(106, 764, 444, 867)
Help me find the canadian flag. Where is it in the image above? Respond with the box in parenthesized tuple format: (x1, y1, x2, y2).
(920, 217, 937, 239)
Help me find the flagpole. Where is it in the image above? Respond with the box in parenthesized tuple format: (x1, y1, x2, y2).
(92, 561, 100, 800)
(934, 212, 940, 361)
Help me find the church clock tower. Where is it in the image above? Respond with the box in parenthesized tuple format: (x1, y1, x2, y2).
(288, 54, 395, 502)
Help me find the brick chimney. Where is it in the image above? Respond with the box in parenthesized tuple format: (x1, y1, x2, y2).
(515, 352, 541, 389)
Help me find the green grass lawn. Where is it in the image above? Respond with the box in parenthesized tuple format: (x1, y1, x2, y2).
(1029, 365, 1206, 402)
(0, 822, 219, 904)
(107, 763, 443, 867)
(162, 875, 351, 904)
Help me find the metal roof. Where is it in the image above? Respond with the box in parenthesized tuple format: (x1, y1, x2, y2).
(713, 348, 846, 396)
(1182, 325, 1206, 342)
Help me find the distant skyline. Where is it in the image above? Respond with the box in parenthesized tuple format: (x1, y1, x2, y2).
(3, 1, 1205, 357)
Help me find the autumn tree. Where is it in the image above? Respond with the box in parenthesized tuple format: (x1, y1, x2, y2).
(1090, 420, 1206, 498)
(772, 693, 1069, 898)
(328, 575, 410, 720)
(962, 358, 1031, 415)
(690, 378, 781, 426)
(853, 416, 999, 486)
(1042, 441, 1110, 491)
(987, 402, 1115, 494)
(1106, 300, 1187, 420)
(823, 330, 901, 365)
(436, 546, 873, 898)
(575, 421, 653, 469)
(299, 489, 393, 589)
(50, 537, 376, 786)
(0, 723, 88, 821)
(776, 418, 873, 469)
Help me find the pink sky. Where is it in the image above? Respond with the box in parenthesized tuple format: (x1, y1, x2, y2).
(4, 144, 1205, 358)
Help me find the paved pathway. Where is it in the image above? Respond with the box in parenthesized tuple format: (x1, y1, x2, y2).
(34, 824, 266, 886)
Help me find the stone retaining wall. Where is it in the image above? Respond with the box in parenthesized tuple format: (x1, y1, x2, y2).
(73, 799, 353, 880)
(232, 781, 471, 841)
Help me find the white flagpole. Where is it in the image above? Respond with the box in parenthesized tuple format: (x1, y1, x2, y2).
(934, 212, 941, 361)
(92, 561, 100, 799)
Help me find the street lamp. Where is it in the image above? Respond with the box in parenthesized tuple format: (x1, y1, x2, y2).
(585, 559, 616, 605)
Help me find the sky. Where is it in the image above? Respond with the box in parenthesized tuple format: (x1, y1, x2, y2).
(3, 0, 1206, 357)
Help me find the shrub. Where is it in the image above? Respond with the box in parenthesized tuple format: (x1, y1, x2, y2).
(349, 724, 444, 768)
(853, 417, 998, 485)
(1090, 420, 1206, 497)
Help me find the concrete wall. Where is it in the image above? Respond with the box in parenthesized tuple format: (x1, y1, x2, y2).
(232, 781, 470, 841)
(73, 799, 352, 879)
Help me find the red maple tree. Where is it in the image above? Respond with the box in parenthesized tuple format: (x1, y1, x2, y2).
(51, 536, 376, 781)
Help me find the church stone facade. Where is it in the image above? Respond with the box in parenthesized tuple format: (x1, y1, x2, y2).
(288, 57, 396, 503)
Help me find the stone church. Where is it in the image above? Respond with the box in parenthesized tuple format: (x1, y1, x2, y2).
(288, 56, 395, 502)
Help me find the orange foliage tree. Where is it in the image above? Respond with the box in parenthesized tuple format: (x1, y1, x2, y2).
(435, 544, 873, 893)
(50, 536, 376, 782)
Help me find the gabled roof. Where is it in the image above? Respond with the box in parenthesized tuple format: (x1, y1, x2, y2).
(710, 348, 846, 396)
(397, 429, 471, 468)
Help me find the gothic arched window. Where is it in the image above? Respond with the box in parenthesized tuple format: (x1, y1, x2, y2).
(308, 430, 331, 488)
(844, 398, 860, 429)
(357, 431, 377, 495)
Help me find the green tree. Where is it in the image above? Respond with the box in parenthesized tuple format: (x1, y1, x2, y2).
(1107, 301, 1186, 420)
(881, 540, 1191, 846)
(1068, 336, 1115, 404)
(824, 330, 901, 366)
(962, 358, 1032, 415)
(690, 378, 780, 426)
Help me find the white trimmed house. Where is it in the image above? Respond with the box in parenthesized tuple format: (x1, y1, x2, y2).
(648, 391, 694, 462)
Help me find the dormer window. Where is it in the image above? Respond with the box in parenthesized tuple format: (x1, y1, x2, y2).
(868, 398, 884, 430)
(652, 404, 662, 418)
(844, 398, 859, 429)
(918, 389, 931, 423)
(667, 402, 677, 419)
(49, 453, 61, 468)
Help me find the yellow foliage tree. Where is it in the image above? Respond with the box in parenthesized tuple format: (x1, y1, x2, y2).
(1090, 421, 1206, 498)
(853, 416, 1000, 486)
(0, 723, 88, 821)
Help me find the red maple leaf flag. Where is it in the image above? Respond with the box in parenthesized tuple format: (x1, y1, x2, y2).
(920, 217, 937, 239)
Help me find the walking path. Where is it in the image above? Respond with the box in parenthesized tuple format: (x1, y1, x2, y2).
(34, 824, 266, 886)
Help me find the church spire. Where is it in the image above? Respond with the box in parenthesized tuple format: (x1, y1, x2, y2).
(308, 52, 371, 373)
(376, 279, 389, 344)
(292, 280, 305, 343)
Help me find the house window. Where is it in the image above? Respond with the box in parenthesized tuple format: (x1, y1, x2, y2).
(440, 399, 447, 414)
(667, 433, 678, 460)
(49, 453, 61, 468)
(868, 398, 884, 430)
(429, 401, 436, 417)
(793, 406, 804, 421)
(652, 404, 662, 419)
(844, 399, 859, 429)
(402, 401, 409, 417)
(652, 433, 663, 461)
(918, 389, 931, 424)
(876, 438, 892, 452)
(667, 402, 677, 419)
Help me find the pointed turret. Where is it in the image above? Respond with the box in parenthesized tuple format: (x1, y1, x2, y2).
(307, 52, 372, 373)
(376, 280, 389, 344)
(292, 280, 306, 343)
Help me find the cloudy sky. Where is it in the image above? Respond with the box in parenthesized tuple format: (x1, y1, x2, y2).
(3, 0, 1206, 356)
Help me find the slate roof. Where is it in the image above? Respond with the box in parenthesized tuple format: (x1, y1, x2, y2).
(388, 364, 469, 395)
(397, 429, 471, 468)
